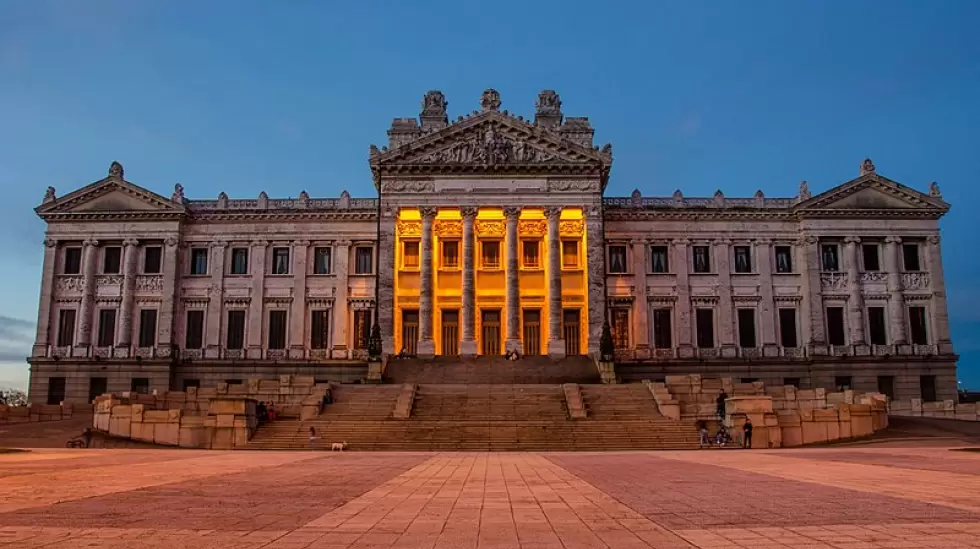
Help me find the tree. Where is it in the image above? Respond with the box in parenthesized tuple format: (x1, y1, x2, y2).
(0, 388, 27, 407)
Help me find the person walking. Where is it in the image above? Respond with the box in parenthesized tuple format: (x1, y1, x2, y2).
(742, 418, 753, 449)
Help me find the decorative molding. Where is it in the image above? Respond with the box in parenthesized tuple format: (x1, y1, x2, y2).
(96, 275, 123, 286)
(475, 220, 504, 237)
(135, 275, 164, 292)
(381, 180, 434, 193)
(860, 272, 888, 283)
(434, 220, 462, 237)
(56, 275, 84, 293)
(559, 219, 584, 237)
(518, 219, 547, 236)
(548, 180, 598, 192)
(396, 220, 421, 237)
(820, 272, 847, 291)
(901, 272, 931, 291)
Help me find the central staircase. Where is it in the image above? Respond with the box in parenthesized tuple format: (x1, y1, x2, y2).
(247, 366, 700, 450)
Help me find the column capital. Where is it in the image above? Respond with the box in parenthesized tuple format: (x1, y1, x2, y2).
(420, 206, 439, 220)
(927, 235, 941, 245)
(44, 237, 58, 248)
(209, 240, 228, 249)
(164, 236, 179, 248)
(292, 239, 311, 247)
(502, 206, 521, 219)
(884, 236, 902, 244)
(122, 238, 139, 247)
(461, 206, 479, 221)
(715, 238, 732, 246)
(843, 236, 861, 245)
(83, 238, 99, 247)
(251, 239, 270, 248)
(798, 235, 818, 246)
(543, 206, 562, 220)
(672, 238, 691, 247)
(754, 237, 772, 245)
(335, 239, 352, 248)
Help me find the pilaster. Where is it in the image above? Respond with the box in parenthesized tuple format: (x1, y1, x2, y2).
(545, 206, 566, 358)
(117, 238, 140, 348)
(204, 240, 227, 358)
(631, 239, 649, 356)
(247, 239, 268, 358)
(884, 236, 908, 344)
(800, 235, 827, 351)
(715, 238, 736, 356)
(417, 206, 437, 357)
(377, 208, 397, 355)
(585, 203, 605, 358)
(756, 238, 778, 355)
(77, 238, 99, 349)
(331, 240, 351, 358)
(158, 236, 180, 352)
(844, 236, 866, 347)
(673, 239, 694, 356)
(460, 206, 479, 357)
(503, 207, 521, 354)
(289, 240, 310, 358)
(926, 235, 953, 353)
(32, 238, 58, 357)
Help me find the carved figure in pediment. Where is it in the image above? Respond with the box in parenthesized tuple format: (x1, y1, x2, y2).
(109, 161, 124, 178)
(536, 90, 562, 116)
(484, 127, 511, 165)
(43, 186, 56, 203)
(861, 158, 876, 175)
(798, 180, 812, 200)
(480, 89, 501, 112)
(929, 182, 941, 197)
(172, 183, 185, 203)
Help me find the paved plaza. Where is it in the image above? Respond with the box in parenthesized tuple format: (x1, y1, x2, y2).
(1, 447, 979, 548)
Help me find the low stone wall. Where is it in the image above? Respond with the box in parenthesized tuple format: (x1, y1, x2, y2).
(890, 399, 980, 421)
(0, 403, 79, 424)
(94, 395, 258, 449)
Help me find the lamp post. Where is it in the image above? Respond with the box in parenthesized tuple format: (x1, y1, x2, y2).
(369, 178, 383, 361)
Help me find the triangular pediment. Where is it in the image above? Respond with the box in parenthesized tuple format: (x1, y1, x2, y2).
(796, 174, 948, 216)
(371, 111, 610, 170)
(36, 176, 184, 218)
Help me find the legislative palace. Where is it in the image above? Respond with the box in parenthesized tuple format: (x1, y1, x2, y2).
(26, 89, 958, 405)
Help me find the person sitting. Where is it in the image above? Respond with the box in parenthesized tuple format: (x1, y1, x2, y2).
(257, 401, 268, 423)
(715, 425, 729, 447)
(267, 402, 278, 421)
(397, 347, 409, 359)
(509, 350, 519, 361)
(504, 350, 512, 360)
(698, 423, 709, 448)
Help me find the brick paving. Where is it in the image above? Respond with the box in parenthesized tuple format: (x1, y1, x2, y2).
(0, 447, 977, 548)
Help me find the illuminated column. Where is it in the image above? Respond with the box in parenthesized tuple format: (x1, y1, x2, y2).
(32, 238, 59, 357)
(884, 236, 907, 345)
(504, 206, 521, 354)
(417, 206, 437, 357)
(545, 206, 566, 358)
(331, 240, 351, 358)
(460, 207, 479, 357)
(844, 236, 866, 346)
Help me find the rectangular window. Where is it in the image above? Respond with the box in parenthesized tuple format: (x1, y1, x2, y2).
(97, 309, 116, 348)
(903, 243, 921, 271)
(131, 378, 150, 394)
(441, 241, 459, 268)
(271, 247, 290, 275)
(143, 246, 162, 274)
(783, 378, 801, 388)
(695, 308, 714, 348)
(482, 241, 500, 269)
(610, 308, 630, 350)
(230, 248, 248, 275)
(835, 376, 852, 391)
(57, 310, 76, 347)
(868, 306, 887, 345)
(522, 240, 540, 268)
(63, 247, 82, 275)
(821, 244, 840, 272)
(733, 246, 752, 273)
(920, 375, 937, 401)
(185, 310, 204, 350)
(355, 246, 374, 274)
(862, 244, 881, 272)
(88, 377, 108, 403)
(563, 240, 580, 268)
(313, 247, 332, 274)
(737, 309, 757, 348)
(182, 379, 200, 391)
(226, 310, 246, 350)
(877, 375, 895, 400)
(650, 246, 669, 273)
(310, 310, 330, 349)
(692, 246, 711, 273)
(607, 244, 626, 273)
(826, 306, 846, 346)
(353, 310, 371, 350)
(47, 377, 66, 405)
(190, 248, 208, 275)
(778, 308, 798, 348)
(102, 246, 122, 274)
(402, 241, 419, 268)
(268, 310, 287, 350)
(909, 306, 928, 345)
(652, 308, 672, 349)
(138, 309, 157, 347)
(775, 246, 793, 273)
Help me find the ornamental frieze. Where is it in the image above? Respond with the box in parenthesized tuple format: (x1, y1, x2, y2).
(412, 127, 564, 166)
(396, 220, 422, 237)
(548, 180, 598, 192)
(56, 276, 84, 293)
(434, 220, 462, 237)
(559, 219, 584, 236)
(381, 180, 434, 193)
(518, 219, 547, 236)
(475, 220, 505, 237)
(96, 275, 123, 286)
(135, 275, 164, 292)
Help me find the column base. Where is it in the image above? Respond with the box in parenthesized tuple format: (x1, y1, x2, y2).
(504, 339, 522, 354)
(417, 339, 436, 359)
(459, 339, 479, 358)
(547, 339, 567, 360)
(331, 346, 349, 360)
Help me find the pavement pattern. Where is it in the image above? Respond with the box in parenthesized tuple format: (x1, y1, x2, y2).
(0, 446, 979, 548)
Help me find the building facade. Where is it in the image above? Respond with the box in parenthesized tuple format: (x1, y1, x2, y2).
(27, 89, 957, 404)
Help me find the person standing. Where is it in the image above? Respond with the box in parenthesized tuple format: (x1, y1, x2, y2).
(308, 426, 317, 450)
(716, 391, 728, 419)
(742, 418, 753, 449)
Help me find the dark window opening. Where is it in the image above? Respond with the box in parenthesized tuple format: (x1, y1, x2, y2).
(102, 246, 121, 274)
(835, 376, 852, 391)
(775, 246, 793, 273)
(272, 247, 290, 275)
(353, 310, 371, 349)
(97, 309, 116, 347)
(652, 308, 672, 349)
(868, 307, 887, 345)
(47, 377, 66, 405)
(57, 310, 76, 347)
(920, 375, 937, 401)
(138, 309, 157, 348)
(737, 308, 757, 348)
(355, 247, 373, 274)
(877, 376, 895, 400)
(650, 245, 669, 273)
(314, 247, 332, 274)
(230, 248, 249, 275)
(903, 243, 921, 271)
(268, 310, 287, 350)
(826, 307, 846, 346)
(226, 310, 246, 350)
(131, 378, 150, 394)
(185, 310, 204, 350)
(692, 246, 711, 273)
(182, 379, 200, 391)
(783, 377, 801, 388)
(821, 244, 839, 272)
(190, 248, 208, 275)
(608, 245, 627, 273)
(778, 308, 798, 348)
(143, 246, 162, 274)
(88, 377, 107, 403)
(862, 244, 880, 272)
(909, 306, 929, 345)
(63, 248, 82, 274)
(734, 246, 752, 273)
(696, 308, 714, 348)
(310, 310, 330, 349)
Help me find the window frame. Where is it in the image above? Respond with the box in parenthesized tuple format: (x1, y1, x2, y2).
(861, 243, 881, 272)
(267, 309, 288, 350)
(143, 246, 162, 275)
(695, 307, 715, 348)
(185, 310, 205, 350)
(229, 247, 249, 276)
(774, 245, 794, 274)
(310, 309, 330, 349)
(820, 243, 840, 272)
(652, 307, 672, 349)
(63, 247, 82, 275)
(778, 307, 798, 348)
(521, 239, 541, 269)
(867, 306, 888, 346)
(825, 306, 846, 346)
(102, 246, 122, 275)
(96, 309, 117, 348)
(354, 246, 374, 274)
(137, 309, 158, 348)
(606, 244, 626, 273)
(692, 245, 712, 274)
(226, 310, 247, 350)
(271, 247, 291, 275)
(562, 240, 581, 269)
(401, 240, 420, 270)
(650, 245, 670, 274)
(908, 305, 929, 345)
(733, 245, 753, 274)
(481, 240, 501, 270)
(440, 240, 460, 270)
(313, 246, 333, 275)
(56, 309, 76, 347)
(189, 248, 209, 276)
(902, 243, 922, 271)
(736, 308, 757, 348)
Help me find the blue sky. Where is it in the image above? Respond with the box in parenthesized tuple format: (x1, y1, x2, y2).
(0, 0, 977, 390)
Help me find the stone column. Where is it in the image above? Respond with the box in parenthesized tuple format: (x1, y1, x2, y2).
(545, 206, 566, 358)
(631, 239, 650, 357)
(926, 235, 952, 353)
(289, 240, 309, 358)
(715, 239, 736, 356)
(460, 206, 479, 357)
(158, 236, 180, 355)
(673, 239, 693, 356)
(756, 239, 778, 355)
(843, 236, 866, 347)
(247, 239, 268, 358)
(800, 235, 826, 351)
(204, 241, 227, 358)
(417, 207, 437, 357)
(884, 236, 908, 344)
(77, 238, 99, 351)
(584, 203, 606, 358)
(377, 208, 397, 356)
(502, 207, 522, 354)
(331, 240, 351, 358)
(32, 238, 59, 357)
(117, 238, 140, 349)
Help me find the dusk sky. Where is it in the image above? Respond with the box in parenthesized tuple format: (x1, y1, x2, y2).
(0, 0, 977, 390)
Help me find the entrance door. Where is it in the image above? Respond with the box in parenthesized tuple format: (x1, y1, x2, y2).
(88, 377, 107, 403)
(563, 309, 581, 356)
(441, 310, 459, 356)
(47, 377, 66, 405)
(920, 375, 937, 401)
(522, 309, 541, 356)
(481, 310, 501, 355)
(401, 310, 419, 356)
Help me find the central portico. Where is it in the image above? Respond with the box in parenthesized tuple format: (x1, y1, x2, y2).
(370, 89, 613, 359)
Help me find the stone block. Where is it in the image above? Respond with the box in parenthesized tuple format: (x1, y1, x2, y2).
(797, 389, 816, 400)
(208, 398, 247, 416)
(781, 424, 803, 447)
(211, 428, 234, 450)
(130, 421, 153, 443)
(94, 412, 110, 431)
(178, 425, 206, 448)
(215, 414, 236, 428)
(109, 415, 131, 438)
(143, 410, 170, 423)
(233, 426, 249, 447)
(111, 405, 132, 417)
(300, 404, 319, 421)
(801, 420, 828, 444)
(839, 420, 852, 439)
(727, 396, 773, 414)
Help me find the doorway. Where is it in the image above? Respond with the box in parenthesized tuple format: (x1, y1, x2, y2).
(481, 310, 501, 355)
(563, 309, 581, 356)
(522, 309, 541, 356)
(441, 310, 459, 356)
(88, 377, 107, 403)
(401, 310, 419, 356)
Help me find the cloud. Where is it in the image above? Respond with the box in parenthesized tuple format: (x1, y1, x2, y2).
(0, 316, 33, 364)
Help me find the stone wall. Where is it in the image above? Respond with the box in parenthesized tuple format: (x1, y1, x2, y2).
(890, 399, 980, 421)
(0, 403, 79, 424)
